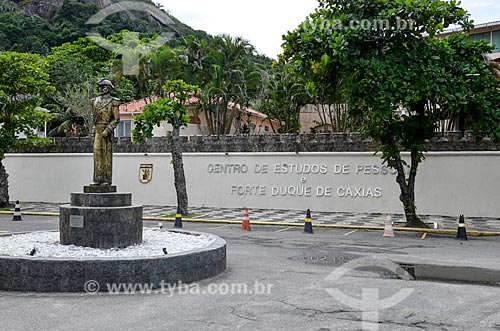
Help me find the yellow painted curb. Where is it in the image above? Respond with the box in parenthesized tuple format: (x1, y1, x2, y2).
(2, 211, 500, 237)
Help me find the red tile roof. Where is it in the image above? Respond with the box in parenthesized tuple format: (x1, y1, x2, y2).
(119, 96, 159, 114)
(227, 102, 268, 119)
(119, 96, 271, 120)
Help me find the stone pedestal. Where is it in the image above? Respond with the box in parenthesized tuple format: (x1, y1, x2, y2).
(83, 185, 117, 193)
(60, 189, 143, 249)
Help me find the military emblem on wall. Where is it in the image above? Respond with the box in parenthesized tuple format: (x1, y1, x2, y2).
(139, 164, 153, 184)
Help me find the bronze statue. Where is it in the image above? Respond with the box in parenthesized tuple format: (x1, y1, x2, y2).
(91, 78, 120, 186)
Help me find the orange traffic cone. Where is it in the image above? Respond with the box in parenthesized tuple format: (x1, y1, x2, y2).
(242, 207, 251, 231)
(383, 220, 395, 237)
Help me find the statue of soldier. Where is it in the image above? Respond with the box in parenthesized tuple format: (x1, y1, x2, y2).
(90, 78, 120, 186)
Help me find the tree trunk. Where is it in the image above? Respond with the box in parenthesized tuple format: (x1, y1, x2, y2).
(171, 124, 188, 215)
(315, 104, 327, 131)
(0, 159, 10, 208)
(393, 150, 428, 228)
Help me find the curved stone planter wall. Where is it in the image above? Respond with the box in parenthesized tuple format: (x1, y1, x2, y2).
(0, 230, 226, 293)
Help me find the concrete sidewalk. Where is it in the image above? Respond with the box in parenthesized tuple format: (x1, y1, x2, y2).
(8, 201, 500, 233)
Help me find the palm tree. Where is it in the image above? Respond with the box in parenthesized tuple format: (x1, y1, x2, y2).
(107, 31, 171, 99)
(47, 80, 96, 137)
(182, 34, 257, 135)
(143, 46, 184, 97)
(259, 63, 309, 133)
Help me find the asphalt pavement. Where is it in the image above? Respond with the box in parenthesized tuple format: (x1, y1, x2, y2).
(1, 215, 500, 330)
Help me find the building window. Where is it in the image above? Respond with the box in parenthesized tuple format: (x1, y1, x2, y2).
(468, 32, 490, 43)
(493, 31, 500, 52)
(116, 120, 132, 137)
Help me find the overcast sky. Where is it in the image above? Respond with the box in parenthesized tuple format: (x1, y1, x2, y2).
(159, 0, 500, 59)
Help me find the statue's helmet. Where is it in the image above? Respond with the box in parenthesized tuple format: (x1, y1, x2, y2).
(97, 78, 115, 89)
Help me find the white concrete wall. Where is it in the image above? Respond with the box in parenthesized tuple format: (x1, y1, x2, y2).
(4, 152, 500, 217)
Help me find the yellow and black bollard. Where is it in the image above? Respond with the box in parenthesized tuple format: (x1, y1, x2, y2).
(174, 207, 183, 228)
(304, 209, 313, 234)
(456, 214, 467, 241)
(12, 200, 22, 222)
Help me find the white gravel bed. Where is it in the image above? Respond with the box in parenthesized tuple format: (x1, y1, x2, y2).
(0, 228, 215, 258)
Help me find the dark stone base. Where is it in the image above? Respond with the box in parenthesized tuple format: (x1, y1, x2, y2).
(84, 185, 117, 193)
(71, 192, 132, 208)
(59, 191, 143, 249)
(0, 230, 227, 292)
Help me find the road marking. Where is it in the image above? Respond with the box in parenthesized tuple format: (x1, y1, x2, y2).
(275, 227, 295, 233)
(40, 220, 59, 223)
(421, 233, 428, 240)
(344, 229, 358, 236)
(210, 225, 232, 230)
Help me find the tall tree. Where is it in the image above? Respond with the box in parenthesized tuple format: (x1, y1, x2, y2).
(107, 32, 175, 99)
(132, 80, 199, 215)
(45, 37, 113, 136)
(282, 0, 500, 227)
(259, 63, 309, 133)
(182, 34, 257, 135)
(45, 37, 111, 91)
(0, 52, 54, 207)
(142, 45, 185, 97)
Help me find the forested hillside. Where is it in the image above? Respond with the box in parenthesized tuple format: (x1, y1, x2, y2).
(0, 0, 279, 139)
(0, 0, 208, 53)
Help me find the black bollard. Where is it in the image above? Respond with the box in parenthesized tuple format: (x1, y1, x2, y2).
(456, 214, 468, 241)
(304, 209, 313, 234)
(12, 200, 22, 221)
(174, 207, 183, 228)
